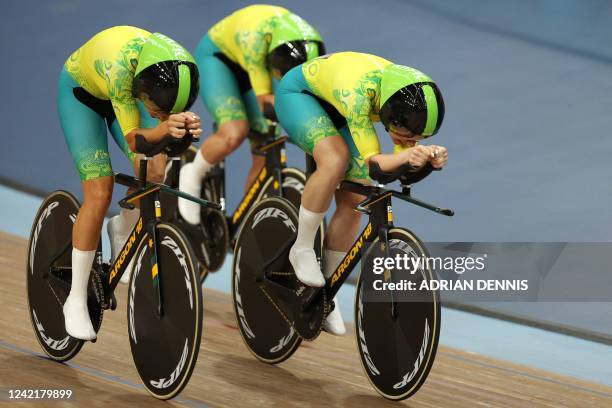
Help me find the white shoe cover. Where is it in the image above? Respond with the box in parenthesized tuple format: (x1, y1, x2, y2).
(178, 163, 202, 225)
(323, 297, 346, 335)
(289, 246, 325, 287)
(63, 295, 96, 340)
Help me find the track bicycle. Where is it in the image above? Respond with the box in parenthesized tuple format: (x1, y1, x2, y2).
(26, 134, 220, 399)
(172, 105, 323, 276)
(231, 160, 453, 400)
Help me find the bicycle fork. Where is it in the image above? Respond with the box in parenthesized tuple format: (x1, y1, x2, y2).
(140, 158, 164, 318)
(356, 191, 398, 320)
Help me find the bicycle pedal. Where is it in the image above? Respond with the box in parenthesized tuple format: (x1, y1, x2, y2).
(110, 294, 117, 311)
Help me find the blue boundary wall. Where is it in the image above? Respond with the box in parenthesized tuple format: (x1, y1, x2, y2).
(1, 0, 611, 339)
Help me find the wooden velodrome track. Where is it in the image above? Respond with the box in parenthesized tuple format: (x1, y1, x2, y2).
(1, 231, 611, 407)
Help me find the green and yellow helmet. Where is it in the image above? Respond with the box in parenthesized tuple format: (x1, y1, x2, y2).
(133, 33, 200, 114)
(266, 13, 326, 78)
(379, 64, 445, 137)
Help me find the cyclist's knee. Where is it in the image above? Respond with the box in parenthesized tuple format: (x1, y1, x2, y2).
(147, 157, 166, 183)
(218, 121, 249, 153)
(315, 139, 349, 180)
(83, 180, 113, 210)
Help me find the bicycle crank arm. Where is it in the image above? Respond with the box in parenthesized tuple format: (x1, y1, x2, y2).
(300, 286, 324, 312)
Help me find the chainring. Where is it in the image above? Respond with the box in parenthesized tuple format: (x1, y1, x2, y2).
(260, 271, 329, 342)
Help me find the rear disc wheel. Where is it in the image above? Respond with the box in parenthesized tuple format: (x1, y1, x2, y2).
(232, 197, 302, 363)
(26, 191, 104, 361)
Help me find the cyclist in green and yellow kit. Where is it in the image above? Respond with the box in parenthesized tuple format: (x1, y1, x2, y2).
(178, 5, 325, 224)
(275, 52, 448, 335)
(58, 26, 201, 340)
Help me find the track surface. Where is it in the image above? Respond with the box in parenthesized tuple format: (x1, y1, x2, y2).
(1, 232, 611, 407)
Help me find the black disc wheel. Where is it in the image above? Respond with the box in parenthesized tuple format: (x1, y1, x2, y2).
(260, 167, 325, 265)
(26, 191, 103, 361)
(232, 197, 303, 363)
(355, 228, 441, 400)
(260, 167, 304, 209)
(163, 146, 229, 280)
(127, 223, 203, 399)
(199, 175, 229, 273)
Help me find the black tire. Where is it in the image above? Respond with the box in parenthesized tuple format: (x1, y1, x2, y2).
(127, 223, 203, 400)
(355, 228, 441, 400)
(232, 197, 302, 363)
(26, 191, 104, 361)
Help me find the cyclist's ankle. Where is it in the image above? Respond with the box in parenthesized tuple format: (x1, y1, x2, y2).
(190, 149, 214, 180)
(69, 248, 95, 300)
(293, 206, 325, 251)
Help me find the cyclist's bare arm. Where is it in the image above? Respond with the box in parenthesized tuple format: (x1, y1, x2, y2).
(125, 112, 202, 151)
(367, 145, 433, 171)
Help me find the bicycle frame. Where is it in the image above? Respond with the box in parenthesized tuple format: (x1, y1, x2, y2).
(208, 134, 289, 239)
(299, 180, 453, 310)
(99, 157, 216, 315)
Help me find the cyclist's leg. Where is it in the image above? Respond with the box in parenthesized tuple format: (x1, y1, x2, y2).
(57, 68, 113, 340)
(242, 77, 280, 191)
(180, 34, 250, 224)
(108, 103, 163, 282)
(320, 132, 368, 334)
(243, 89, 268, 191)
(276, 66, 350, 287)
(324, 125, 368, 251)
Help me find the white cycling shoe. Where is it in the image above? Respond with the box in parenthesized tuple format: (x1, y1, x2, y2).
(289, 246, 325, 287)
(178, 163, 202, 225)
(107, 215, 134, 285)
(324, 297, 346, 335)
(63, 296, 96, 340)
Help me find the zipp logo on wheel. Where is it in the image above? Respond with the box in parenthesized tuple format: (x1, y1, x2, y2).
(32, 310, 70, 351)
(161, 236, 193, 309)
(393, 319, 430, 389)
(150, 338, 189, 389)
(252, 208, 296, 232)
(129, 247, 148, 343)
(234, 248, 255, 339)
(29, 201, 60, 273)
(270, 327, 296, 353)
(357, 290, 380, 376)
(282, 177, 304, 194)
